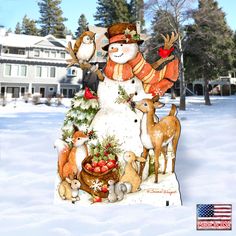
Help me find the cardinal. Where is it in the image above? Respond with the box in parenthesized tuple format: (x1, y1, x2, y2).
(84, 87, 98, 100)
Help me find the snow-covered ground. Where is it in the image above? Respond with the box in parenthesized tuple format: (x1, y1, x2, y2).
(0, 95, 235, 236)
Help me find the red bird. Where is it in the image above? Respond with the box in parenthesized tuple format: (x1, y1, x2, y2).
(158, 47, 174, 58)
(84, 87, 98, 100)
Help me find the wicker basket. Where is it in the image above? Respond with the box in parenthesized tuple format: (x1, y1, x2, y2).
(79, 155, 120, 198)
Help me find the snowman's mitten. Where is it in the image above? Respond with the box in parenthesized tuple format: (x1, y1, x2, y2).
(149, 78, 174, 96)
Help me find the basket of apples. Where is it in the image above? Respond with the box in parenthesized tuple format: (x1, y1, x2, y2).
(79, 135, 121, 198)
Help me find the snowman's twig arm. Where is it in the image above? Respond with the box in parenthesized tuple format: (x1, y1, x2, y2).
(66, 42, 104, 81)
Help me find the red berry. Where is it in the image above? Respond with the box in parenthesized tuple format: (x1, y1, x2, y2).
(101, 185, 108, 193)
(98, 160, 106, 167)
(94, 167, 101, 173)
(107, 161, 115, 169)
(101, 165, 109, 173)
(92, 161, 98, 168)
(105, 151, 110, 156)
(85, 163, 92, 171)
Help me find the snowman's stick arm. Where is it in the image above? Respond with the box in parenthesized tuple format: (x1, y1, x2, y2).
(66, 42, 104, 81)
(152, 32, 178, 70)
(66, 42, 79, 67)
(151, 55, 175, 70)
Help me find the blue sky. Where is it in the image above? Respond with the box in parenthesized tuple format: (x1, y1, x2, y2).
(0, 0, 235, 33)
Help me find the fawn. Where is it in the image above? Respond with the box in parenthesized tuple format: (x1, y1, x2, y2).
(132, 95, 181, 183)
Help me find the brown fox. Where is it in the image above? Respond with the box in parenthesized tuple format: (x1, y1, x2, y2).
(55, 131, 89, 180)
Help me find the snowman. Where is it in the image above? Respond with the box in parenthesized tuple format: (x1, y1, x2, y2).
(90, 23, 179, 179)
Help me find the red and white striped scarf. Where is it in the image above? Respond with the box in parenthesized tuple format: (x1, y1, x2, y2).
(104, 52, 179, 96)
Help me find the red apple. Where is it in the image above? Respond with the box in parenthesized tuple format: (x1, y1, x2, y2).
(101, 185, 108, 193)
(107, 161, 115, 169)
(93, 196, 102, 203)
(108, 159, 116, 164)
(98, 160, 106, 167)
(91, 161, 98, 168)
(85, 163, 92, 171)
(101, 165, 109, 173)
(94, 166, 101, 173)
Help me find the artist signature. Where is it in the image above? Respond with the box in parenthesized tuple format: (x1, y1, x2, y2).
(146, 189, 177, 196)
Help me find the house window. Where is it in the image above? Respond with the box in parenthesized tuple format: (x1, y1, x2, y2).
(67, 68, 77, 76)
(51, 51, 56, 58)
(36, 66, 42, 77)
(60, 52, 66, 58)
(18, 49, 25, 55)
(3, 47, 9, 54)
(21, 65, 27, 77)
(5, 64, 27, 77)
(34, 50, 40, 57)
(45, 51, 50, 57)
(5, 64, 12, 76)
(50, 67, 56, 77)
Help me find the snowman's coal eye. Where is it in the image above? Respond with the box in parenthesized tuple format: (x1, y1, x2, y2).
(78, 138, 80, 140)
(120, 44, 123, 46)
(111, 46, 114, 49)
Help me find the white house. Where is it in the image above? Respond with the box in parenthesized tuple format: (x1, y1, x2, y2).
(0, 27, 83, 98)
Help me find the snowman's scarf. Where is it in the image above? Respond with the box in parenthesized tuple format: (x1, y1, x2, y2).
(104, 52, 179, 96)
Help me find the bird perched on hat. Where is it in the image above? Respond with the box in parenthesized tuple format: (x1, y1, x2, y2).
(73, 31, 96, 64)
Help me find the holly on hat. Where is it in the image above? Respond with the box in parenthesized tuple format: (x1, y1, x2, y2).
(102, 23, 144, 51)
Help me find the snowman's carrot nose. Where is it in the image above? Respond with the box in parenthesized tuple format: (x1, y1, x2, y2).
(109, 47, 118, 53)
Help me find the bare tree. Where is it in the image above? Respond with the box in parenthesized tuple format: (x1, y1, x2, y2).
(146, 0, 196, 110)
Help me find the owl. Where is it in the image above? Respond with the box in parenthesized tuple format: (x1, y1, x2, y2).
(73, 31, 96, 63)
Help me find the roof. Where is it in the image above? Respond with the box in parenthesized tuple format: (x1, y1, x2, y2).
(0, 33, 67, 49)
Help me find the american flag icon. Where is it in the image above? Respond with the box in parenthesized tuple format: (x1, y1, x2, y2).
(196, 204, 232, 230)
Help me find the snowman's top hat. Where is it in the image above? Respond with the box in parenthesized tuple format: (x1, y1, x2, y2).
(102, 22, 144, 51)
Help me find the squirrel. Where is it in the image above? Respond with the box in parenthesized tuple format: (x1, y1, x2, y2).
(55, 130, 89, 180)
(108, 180, 129, 203)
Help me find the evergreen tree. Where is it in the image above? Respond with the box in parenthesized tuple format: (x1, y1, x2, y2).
(94, 0, 130, 27)
(21, 15, 38, 35)
(232, 31, 236, 68)
(61, 90, 99, 146)
(15, 22, 22, 34)
(129, 0, 145, 31)
(75, 14, 89, 38)
(185, 0, 234, 105)
(38, 0, 67, 38)
(146, 9, 176, 63)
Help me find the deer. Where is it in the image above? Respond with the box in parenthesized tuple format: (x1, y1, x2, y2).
(131, 95, 181, 183)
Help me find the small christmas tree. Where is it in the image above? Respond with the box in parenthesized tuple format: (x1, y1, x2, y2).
(61, 90, 99, 145)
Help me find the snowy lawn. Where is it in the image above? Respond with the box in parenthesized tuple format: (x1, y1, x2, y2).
(0, 96, 235, 236)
